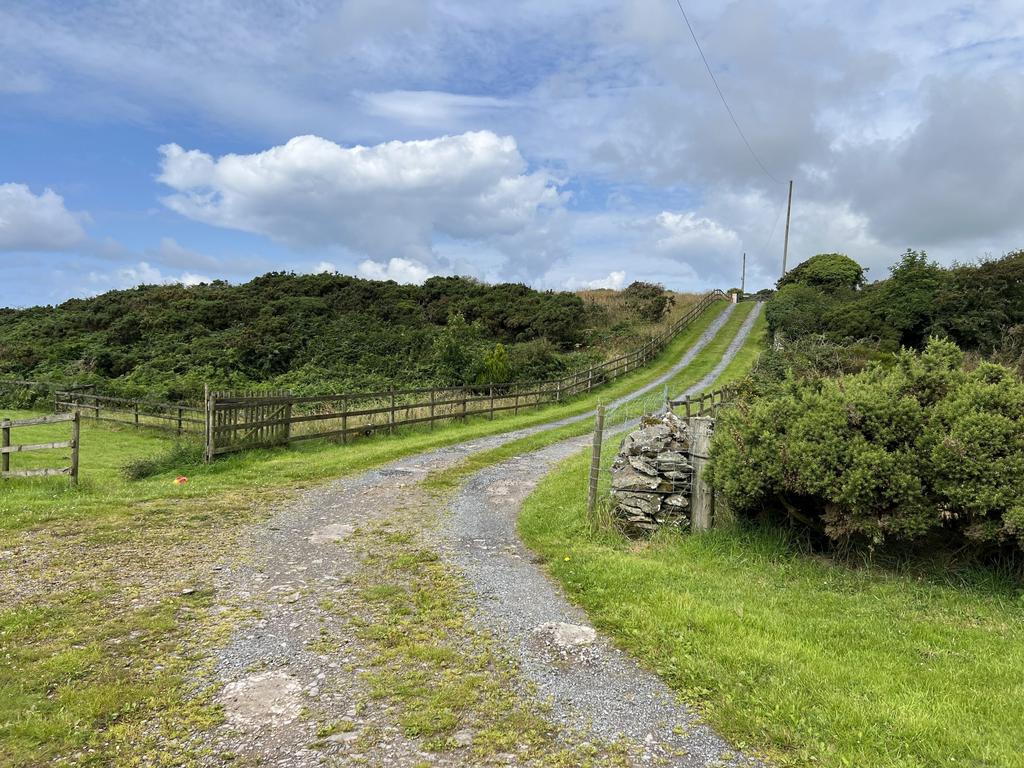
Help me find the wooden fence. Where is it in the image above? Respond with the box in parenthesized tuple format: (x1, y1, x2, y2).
(201, 290, 728, 459)
(4, 290, 727, 460)
(54, 391, 204, 435)
(668, 384, 737, 418)
(1, 412, 80, 484)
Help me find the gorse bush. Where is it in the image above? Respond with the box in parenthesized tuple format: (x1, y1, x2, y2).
(767, 249, 1024, 359)
(710, 339, 1024, 556)
(0, 273, 692, 399)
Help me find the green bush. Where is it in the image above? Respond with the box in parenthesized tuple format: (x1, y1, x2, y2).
(620, 281, 674, 322)
(121, 441, 204, 481)
(710, 338, 1024, 556)
(765, 249, 1024, 354)
(778, 252, 865, 293)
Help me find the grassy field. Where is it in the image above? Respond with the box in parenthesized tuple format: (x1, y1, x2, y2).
(518, 311, 1024, 767)
(0, 299, 734, 766)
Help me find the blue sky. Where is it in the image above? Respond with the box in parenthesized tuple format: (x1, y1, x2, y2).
(2, 0, 1023, 307)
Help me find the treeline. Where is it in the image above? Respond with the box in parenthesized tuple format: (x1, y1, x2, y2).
(712, 249, 1024, 565)
(766, 249, 1024, 360)
(0, 272, 677, 401)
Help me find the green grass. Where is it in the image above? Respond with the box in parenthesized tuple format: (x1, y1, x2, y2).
(338, 515, 630, 765)
(0, 300, 730, 536)
(0, 299, 733, 766)
(518, 310, 1024, 767)
(425, 302, 757, 492)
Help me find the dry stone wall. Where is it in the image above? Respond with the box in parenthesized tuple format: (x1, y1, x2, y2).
(610, 412, 694, 535)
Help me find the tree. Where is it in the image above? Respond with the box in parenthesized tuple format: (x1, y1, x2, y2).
(873, 249, 947, 348)
(778, 253, 865, 293)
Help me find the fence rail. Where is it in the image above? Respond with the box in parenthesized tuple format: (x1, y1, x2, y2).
(1, 412, 80, 484)
(5, 290, 728, 460)
(202, 290, 728, 459)
(54, 391, 204, 435)
(668, 384, 738, 418)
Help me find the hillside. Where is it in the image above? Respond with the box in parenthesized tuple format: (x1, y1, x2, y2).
(0, 272, 696, 401)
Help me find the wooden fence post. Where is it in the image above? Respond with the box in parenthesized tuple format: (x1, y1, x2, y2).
(341, 396, 349, 444)
(514, 386, 519, 416)
(462, 387, 468, 422)
(1, 418, 9, 476)
(389, 388, 396, 435)
(134, 401, 140, 429)
(587, 404, 605, 529)
(689, 416, 714, 531)
(429, 388, 436, 429)
(282, 395, 292, 444)
(70, 411, 80, 486)
(489, 385, 494, 420)
(204, 384, 214, 463)
(177, 406, 183, 436)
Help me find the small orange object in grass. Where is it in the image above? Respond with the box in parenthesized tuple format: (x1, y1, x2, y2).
(174, 476, 189, 485)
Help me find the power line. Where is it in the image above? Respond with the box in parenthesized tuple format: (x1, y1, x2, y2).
(672, 0, 784, 186)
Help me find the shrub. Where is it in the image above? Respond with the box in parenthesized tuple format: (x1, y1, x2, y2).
(778, 252, 865, 293)
(764, 284, 830, 339)
(710, 338, 1024, 556)
(620, 281, 674, 322)
(121, 441, 204, 481)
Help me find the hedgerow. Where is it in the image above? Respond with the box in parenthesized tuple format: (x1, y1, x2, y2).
(710, 338, 1024, 555)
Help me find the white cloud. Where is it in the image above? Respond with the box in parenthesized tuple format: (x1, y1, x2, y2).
(360, 90, 518, 127)
(146, 237, 218, 270)
(565, 270, 627, 290)
(157, 131, 565, 268)
(357, 257, 432, 284)
(654, 212, 742, 254)
(314, 261, 338, 274)
(0, 183, 88, 251)
(87, 261, 210, 292)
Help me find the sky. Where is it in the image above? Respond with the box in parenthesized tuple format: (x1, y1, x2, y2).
(2, 0, 1023, 307)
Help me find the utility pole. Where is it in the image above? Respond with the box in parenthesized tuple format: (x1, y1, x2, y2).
(781, 180, 793, 276)
(741, 251, 746, 294)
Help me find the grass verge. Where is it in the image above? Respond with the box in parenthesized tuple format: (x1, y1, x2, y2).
(518, 309, 1024, 767)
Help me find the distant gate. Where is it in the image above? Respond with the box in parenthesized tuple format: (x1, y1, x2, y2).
(205, 390, 292, 461)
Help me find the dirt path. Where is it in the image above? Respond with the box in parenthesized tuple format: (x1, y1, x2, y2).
(197, 303, 762, 766)
(441, 304, 764, 767)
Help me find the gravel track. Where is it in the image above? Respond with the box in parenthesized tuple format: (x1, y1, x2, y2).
(198, 301, 762, 766)
(442, 302, 765, 766)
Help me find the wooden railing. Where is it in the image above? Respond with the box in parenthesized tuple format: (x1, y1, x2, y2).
(204, 290, 729, 459)
(54, 391, 204, 435)
(668, 384, 738, 418)
(6, 290, 730, 461)
(1, 412, 80, 484)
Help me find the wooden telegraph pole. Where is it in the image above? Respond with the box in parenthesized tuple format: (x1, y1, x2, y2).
(781, 180, 793, 276)
(741, 251, 746, 294)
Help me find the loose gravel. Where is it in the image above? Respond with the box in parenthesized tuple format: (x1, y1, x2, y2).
(196, 302, 763, 766)
(441, 303, 765, 767)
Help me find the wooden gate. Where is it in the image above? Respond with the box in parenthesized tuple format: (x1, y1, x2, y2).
(205, 390, 292, 461)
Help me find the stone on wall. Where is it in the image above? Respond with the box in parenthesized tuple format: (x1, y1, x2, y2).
(611, 412, 693, 536)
